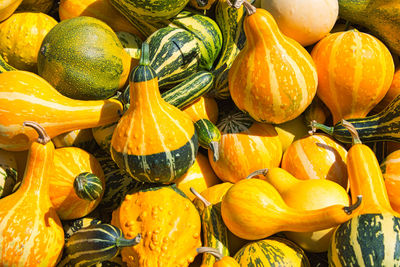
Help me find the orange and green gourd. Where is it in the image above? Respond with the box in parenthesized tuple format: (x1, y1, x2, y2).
(110, 43, 198, 184)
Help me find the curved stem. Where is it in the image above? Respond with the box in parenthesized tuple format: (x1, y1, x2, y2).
(190, 187, 211, 207)
(209, 141, 220, 162)
(23, 121, 50, 145)
(343, 195, 362, 215)
(116, 233, 141, 248)
(246, 168, 268, 179)
(197, 247, 223, 261)
(341, 119, 362, 145)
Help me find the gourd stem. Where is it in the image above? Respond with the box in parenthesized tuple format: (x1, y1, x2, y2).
(23, 121, 51, 145)
(310, 120, 334, 136)
(139, 42, 150, 66)
(116, 233, 142, 248)
(209, 141, 220, 162)
(197, 247, 223, 261)
(246, 168, 269, 179)
(343, 195, 363, 215)
(242, 0, 257, 15)
(190, 187, 211, 207)
(341, 119, 362, 145)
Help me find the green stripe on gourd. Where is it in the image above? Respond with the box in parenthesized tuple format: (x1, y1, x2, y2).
(169, 11, 222, 70)
(63, 217, 102, 241)
(59, 224, 141, 266)
(147, 26, 201, 88)
(329, 213, 400, 266)
(130, 42, 156, 82)
(0, 54, 15, 73)
(194, 119, 221, 161)
(111, 133, 198, 184)
(116, 31, 142, 59)
(73, 172, 104, 201)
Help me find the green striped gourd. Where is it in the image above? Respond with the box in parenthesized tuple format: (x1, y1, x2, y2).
(110, 43, 198, 184)
(63, 216, 102, 241)
(234, 237, 310, 266)
(0, 149, 18, 198)
(194, 119, 221, 162)
(59, 224, 141, 266)
(73, 172, 104, 201)
(311, 94, 400, 144)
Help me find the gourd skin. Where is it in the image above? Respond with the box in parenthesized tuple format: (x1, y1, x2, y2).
(311, 30, 394, 123)
(0, 122, 64, 266)
(0, 0, 22, 22)
(381, 150, 400, 213)
(229, 8, 318, 124)
(17, 0, 53, 13)
(0, 71, 123, 152)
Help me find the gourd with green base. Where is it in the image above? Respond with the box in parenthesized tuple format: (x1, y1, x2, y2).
(110, 43, 198, 184)
(328, 120, 400, 266)
(310, 94, 400, 144)
(58, 223, 141, 266)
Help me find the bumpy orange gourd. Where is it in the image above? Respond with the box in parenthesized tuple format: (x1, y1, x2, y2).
(0, 12, 57, 72)
(50, 147, 105, 220)
(281, 133, 348, 189)
(311, 30, 394, 123)
(228, 2, 318, 124)
(0, 71, 123, 151)
(0, 121, 64, 266)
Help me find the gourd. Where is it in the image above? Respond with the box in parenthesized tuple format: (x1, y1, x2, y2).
(0, 11, 57, 72)
(50, 147, 105, 220)
(273, 114, 309, 153)
(0, 0, 22, 22)
(182, 96, 219, 124)
(37, 16, 131, 100)
(197, 247, 239, 267)
(0, 53, 15, 73)
(175, 153, 220, 201)
(381, 150, 400, 213)
(0, 121, 64, 265)
(52, 128, 96, 151)
(111, 184, 201, 266)
(260, 0, 339, 46)
(228, 1, 318, 124)
(338, 0, 400, 55)
(310, 94, 400, 144)
(16, 0, 53, 13)
(220, 177, 362, 240)
(209, 107, 282, 183)
(59, 224, 141, 266)
(110, 43, 198, 184)
(303, 96, 330, 125)
(328, 120, 400, 266)
(372, 66, 400, 114)
(233, 237, 310, 266)
(63, 216, 102, 241)
(254, 167, 351, 252)
(311, 30, 394, 124)
(0, 149, 18, 198)
(281, 133, 348, 189)
(59, 0, 144, 39)
(0, 70, 123, 151)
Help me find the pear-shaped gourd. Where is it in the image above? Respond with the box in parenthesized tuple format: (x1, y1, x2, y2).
(110, 43, 198, 184)
(228, 1, 318, 124)
(0, 121, 64, 265)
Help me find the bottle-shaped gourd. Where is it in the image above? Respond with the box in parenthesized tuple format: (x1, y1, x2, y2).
(110, 43, 198, 184)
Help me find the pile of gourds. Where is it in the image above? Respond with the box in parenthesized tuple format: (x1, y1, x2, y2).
(1, 0, 400, 266)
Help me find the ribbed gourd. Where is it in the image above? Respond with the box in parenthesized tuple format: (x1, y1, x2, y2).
(0, 121, 64, 266)
(228, 1, 318, 124)
(110, 43, 198, 184)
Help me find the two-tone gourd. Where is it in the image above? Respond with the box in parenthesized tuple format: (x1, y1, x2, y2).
(110, 43, 198, 184)
(228, 1, 318, 124)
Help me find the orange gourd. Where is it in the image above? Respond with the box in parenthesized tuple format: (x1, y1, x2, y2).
(381, 150, 400, 213)
(197, 247, 240, 267)
(0, 121, 64, 265)
(281, 133, 348, 189)
(0, 71, 123, 151)
(228, 2, 318, 124)
(0, 0, 22, 22)
(373, 66, 400, 114)
(311, 30, 394, 124)
(50, 147, 105, 220)
(182, 96, 219, 124)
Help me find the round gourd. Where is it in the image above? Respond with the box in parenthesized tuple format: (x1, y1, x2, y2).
(0, 12, 57, 72)
(260, 0, 339, 46)
(37, 16, 131, 100)
(311, 30, 394, 123)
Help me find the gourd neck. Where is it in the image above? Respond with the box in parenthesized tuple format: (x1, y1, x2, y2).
(249, 168, 299, 194)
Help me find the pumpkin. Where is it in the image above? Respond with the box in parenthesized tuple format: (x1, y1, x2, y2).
(209, 107, 282, 183)
(197, 247, 239, 267)
(111, 184, 201, 266)
(281, 133, 348, 189)
(380, 150, 400, 214)
(37, 16, 131, 100)
(59, 0, 144, 39)
(234, 237, 310, 266)
(50, 147, 105, 220)
(0, 70, 123, 151)
(0, 11, 57, 72)
(0, 121, 64, 265)
(17, 0, 53, 13)
(228, 2, 318, 124)
(0, 0, 22, 22)
(260, 0, 339, 46)
(311, 30, 394, 124)
(175, 153, 220, 201)
(110, 43, 198, 184)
